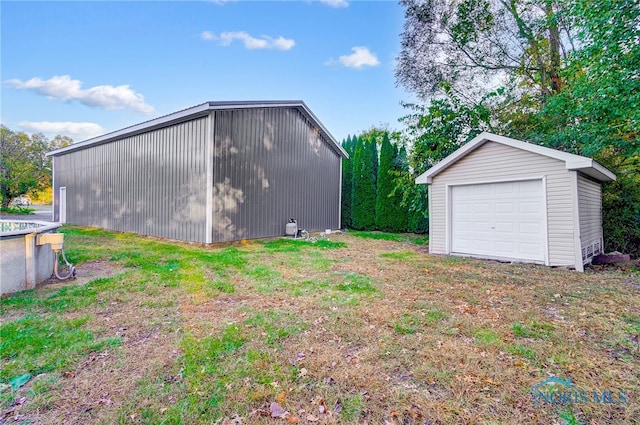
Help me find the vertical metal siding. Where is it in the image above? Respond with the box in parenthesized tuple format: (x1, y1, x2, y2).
(52, 117, 209, 242)
(211, 107, 341, 242)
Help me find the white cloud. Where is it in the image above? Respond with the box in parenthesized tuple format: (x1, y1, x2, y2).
(201, 31, 295, 50)
(18, 121, 105, 141)
(200, 30, 216, 41)
(326, 46, 380, 69)
(5, 75, 155, 114)
(319, 0, 349, 7)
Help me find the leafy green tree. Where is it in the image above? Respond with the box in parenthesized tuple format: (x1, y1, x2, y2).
(516, 0, 640, 255)
(351, 135, 378, 230)
(340, 135, 356, 228)
(395, 88, 494, 233)
(401, 88, 494, 173)
(0, 128, 72, 207)
(376, 133, 408, 232)
(396, 0, 639, 255)
(0, 126, 49, 207)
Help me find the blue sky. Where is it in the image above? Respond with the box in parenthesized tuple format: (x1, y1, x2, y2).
(1, 0, 416, 143)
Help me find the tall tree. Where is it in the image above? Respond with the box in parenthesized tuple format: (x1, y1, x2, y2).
(517, 0, 640, 255)
(397, 0, 640, 255)
(340, 135, 356, 228)
(0, 126, 50, 208)
(376, 133, 408, 232)
(351, 135, 378, 230)
(396, 0, 573, 103)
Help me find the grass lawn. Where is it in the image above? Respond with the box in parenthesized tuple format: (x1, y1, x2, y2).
(1, 227, 638, 424)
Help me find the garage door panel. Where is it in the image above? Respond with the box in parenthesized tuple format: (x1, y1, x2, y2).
(519, 222, 541, 234)
(456, 221, 472, 231)
(474, 185, 493, 195)
(472, 239, 492, 251)
(520, 180, 541, 194)
(474, 203, 491, 214)
(474, 221, 492, 232)
(520, 201, 542, 213)
(495, 222, 514, 232)
(495, 183, 515, 194)
(520, 243, 542, 255)
(451, 180, 545, 262)
(495, 202, 513, 213)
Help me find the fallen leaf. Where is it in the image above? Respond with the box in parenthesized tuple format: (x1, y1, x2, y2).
(333, 398, 342, 413)
(319, 405, 326, 414)
(288, 416, 299, 424)
(257, 409, 271, 416)
(484, 376, 496, 385)
(270, 402, 287, 418)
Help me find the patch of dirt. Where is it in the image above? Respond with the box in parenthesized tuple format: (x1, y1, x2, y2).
(37, 260, 128, 291)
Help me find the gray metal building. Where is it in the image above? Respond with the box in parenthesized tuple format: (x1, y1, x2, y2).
(47, 101, 347, 243)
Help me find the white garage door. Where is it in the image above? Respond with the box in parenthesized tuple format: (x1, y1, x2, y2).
(451, 180, 545, 262)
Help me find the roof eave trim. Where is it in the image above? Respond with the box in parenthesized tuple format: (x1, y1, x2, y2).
(567, 159, 617, 181)
(47, 102, 211, 157)
(415, 174, 432, 184)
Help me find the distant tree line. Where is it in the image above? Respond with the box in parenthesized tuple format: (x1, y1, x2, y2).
(341, 129, 427, 233)
(0, 126, 71, 207)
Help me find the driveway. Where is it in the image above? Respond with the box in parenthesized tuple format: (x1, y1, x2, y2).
(1, 204, 54, 222)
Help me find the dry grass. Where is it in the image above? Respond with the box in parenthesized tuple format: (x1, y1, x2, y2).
(1, 228, 638, 425)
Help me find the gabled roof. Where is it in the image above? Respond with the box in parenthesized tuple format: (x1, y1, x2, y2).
(47, 100, 347, 158)
(415, 132, 616, 184)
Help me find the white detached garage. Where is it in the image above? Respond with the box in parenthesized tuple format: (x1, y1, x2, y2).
(416, 132, 616, 272)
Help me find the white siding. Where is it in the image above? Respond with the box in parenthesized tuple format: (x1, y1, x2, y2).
(577, 174, 603, 262)
(429, 141, 576, 267)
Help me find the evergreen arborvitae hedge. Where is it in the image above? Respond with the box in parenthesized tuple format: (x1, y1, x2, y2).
(376, 133, 408, 232)
(351, 135, 377, 230)
(398, 144, 428, 234)
(340, 135, 355, 228)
